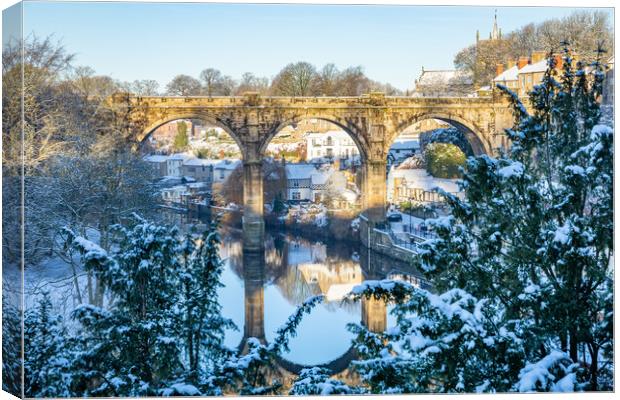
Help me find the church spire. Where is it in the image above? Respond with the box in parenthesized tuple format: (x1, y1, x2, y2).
(491, 9, 500, 40)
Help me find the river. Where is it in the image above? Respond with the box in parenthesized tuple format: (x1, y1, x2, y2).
(163, 210, 429, 369)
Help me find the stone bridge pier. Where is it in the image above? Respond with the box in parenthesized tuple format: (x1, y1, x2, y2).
(242, 159, 265, 252)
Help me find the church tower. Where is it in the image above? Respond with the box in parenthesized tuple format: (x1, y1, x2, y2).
(491, 9, 500, 40)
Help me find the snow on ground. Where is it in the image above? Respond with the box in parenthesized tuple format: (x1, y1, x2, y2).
(387, 167, 461, 204)
(285, 203, 329, 227)
(387, 210, 426, 233)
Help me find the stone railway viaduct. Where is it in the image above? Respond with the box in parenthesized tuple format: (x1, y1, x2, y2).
(112, 92, 514, 251)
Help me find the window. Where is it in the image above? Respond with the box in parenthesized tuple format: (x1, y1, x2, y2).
(219, 170, 225, 179)
(292, 191, 301, 200)
(293, 180, 299, 187)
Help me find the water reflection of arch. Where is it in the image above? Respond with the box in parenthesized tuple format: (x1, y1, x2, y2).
(236, 247, 386, 375)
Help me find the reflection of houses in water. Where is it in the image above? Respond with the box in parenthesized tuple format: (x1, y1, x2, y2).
(297, 262, 362, 302)
(276, 238, 364, 305)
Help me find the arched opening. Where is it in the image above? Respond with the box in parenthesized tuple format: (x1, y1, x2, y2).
(139, 117, 243, 224)
(385, 118, 470, 244)
(259, 117, 366, 242)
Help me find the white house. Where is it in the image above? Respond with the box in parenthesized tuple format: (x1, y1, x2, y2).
(285, 164, 316, 201)
(305, 130, 359, 161)
(285, 163, 351, 204)
(167, 153, 192, 177)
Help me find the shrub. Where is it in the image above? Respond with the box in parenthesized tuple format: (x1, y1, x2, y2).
(423, 143, 466, 178)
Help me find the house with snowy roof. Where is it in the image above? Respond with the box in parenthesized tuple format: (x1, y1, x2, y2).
(285, 163, 317, 201)
(413, 68, 474, 97)
(166, 153, 192, 177)
(516, 51, 549, 97)
(492, 50, 590, 98)
(493, 60, 520, 91)
(182, 158, 214, 182)
(284, 163, 351, 203)
(143, 154, 169, 177)
(211, 159, 241, 183)
(388, 139, 420, 163)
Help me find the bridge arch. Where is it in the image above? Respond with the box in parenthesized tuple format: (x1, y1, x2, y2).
(139, 113, 246, 159)
(260, 115, 369, 162)
(391, 113, 492, 156)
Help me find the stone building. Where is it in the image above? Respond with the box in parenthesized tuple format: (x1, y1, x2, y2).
(412, 68, 474, 97)
(151, 119, 193, 141)
(143, 154, 169, 177)
(182, 158, 214, 182)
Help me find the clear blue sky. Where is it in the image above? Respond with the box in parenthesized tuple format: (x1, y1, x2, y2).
(18, 1, 613, 91)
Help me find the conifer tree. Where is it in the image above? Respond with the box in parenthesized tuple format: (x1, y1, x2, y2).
(416, 45, 613, 391)
(65, 219, 187, 396)
(2, 293, 22, 397)
(24, 293, 73, 397)
(348, 45, 613, 393)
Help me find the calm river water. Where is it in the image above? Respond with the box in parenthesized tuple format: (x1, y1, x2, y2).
(164, 211, 428, 368)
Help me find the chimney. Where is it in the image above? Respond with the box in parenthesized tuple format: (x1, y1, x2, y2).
(506, 59, 516, 69)
(517, 56, 530, 70)
(531, 50, 546, 64)
(496, 63, 505, 76)
(553, 53, 563, 69)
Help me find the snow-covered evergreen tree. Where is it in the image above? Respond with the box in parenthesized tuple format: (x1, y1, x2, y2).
(2, 291, 22, 397)
(177, 220, 235, 387)
(416, 45, 613, 391)
(289, 367, 358, 395)
(349, 45, 613, 393)
(24, 293, 74, 397)
(65, 218, 187, 396)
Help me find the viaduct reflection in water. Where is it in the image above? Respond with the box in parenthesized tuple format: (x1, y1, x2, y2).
(220, 231, 428, 374)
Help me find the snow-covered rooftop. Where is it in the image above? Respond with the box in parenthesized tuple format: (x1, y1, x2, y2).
(390, 139, 420, 150)
(519, 59, 547, 74)
(310, 170, 332, 185)
(168, 153, 192, 161)
(183, 158, 216, 167)
(285, 163, 317, 180)
(144, 154, 168, 162)
(416, 69, 473, 86)
(493, 65, 519, 82)
(214, 159, 241, 170)
(389, 168, 460, 194)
